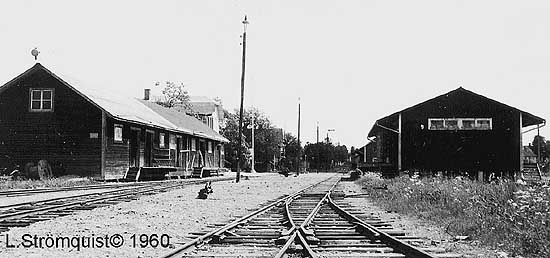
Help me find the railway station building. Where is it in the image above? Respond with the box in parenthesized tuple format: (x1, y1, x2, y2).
(0, 63, 228, 180)
(365, 87, 545, 179)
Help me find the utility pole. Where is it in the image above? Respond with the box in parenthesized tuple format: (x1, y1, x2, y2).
(236, 15, 248, 183)
(326, 129, 335, 144)
(316, 121, 319, 172)
(316, 121, 319, 143)
(297, 98, 301, 175)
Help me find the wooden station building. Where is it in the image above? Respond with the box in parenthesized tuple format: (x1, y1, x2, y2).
(0, 63, 228, 180)
(364, 87, 545, 178)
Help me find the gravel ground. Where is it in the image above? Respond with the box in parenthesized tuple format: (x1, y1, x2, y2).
(339, 180, 504, 258)
(0, 173, 333, 258)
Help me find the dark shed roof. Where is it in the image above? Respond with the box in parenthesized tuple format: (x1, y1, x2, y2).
(368, 87, 545, 137)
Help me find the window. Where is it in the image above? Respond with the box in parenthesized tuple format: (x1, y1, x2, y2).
(462, 119, 475, 130)
(428, 118, 492, 130)
(476, 118, 492, 130)
(429, 119, 444, 130)
(30, 89, 54, 111)
(159, 133, 165, 148)
(444, 119, 459, 130)
(169, 134, 177, 149)
(114, 124, 123, 142)
(208, 142, 213, 153)
(191, 138, 196, 151)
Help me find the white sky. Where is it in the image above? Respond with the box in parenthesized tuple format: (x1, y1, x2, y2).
(1, 0, 549, 148)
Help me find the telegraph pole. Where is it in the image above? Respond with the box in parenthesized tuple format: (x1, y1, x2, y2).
(316, 121, 319, 172)
(297, 98, 301, 175)
(316, 121, 319, 143)
(236, 15, 248, 183)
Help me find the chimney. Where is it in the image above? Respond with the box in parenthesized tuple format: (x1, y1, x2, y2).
(144, 89, 151, 100)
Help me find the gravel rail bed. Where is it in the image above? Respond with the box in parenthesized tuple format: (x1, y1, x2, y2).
(0, 173, 333, 258)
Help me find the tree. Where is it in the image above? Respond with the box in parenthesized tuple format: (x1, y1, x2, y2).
(531, 135, 550, 161)
(281, 133, 300, 172)
(304, 142, 349, 171)
(220, 107, 286, 172)
(154, 81, 193, 111)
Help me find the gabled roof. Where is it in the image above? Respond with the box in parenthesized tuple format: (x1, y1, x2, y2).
(0, 63, 228, 143)
(187, 96, 218, 115)
(368, 87, 545, 137)
(522, 146, 537, 157)
(138, 100, 227, 142)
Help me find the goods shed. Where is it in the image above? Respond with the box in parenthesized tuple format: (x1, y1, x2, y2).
(367, 87, 545, 178)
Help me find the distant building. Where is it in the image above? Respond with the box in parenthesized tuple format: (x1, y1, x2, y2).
(366, 87, 545, 179)
(522, 146, 537, 164)
(185, 96, 224, 133)
(145, 89, 224, 133)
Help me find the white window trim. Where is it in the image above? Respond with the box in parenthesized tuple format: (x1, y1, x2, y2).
(428, 118, 492, 130)
(428, 118, 444, 130)
(29, 88, 54, 112)
(114, 124, 123, 143)
(159, 133, 166, 148)
(208, 142, 213, 153)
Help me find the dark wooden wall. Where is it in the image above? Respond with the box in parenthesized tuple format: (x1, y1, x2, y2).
(103, 118, 130, 179)
(372, 91, 521, 177)
(0, 68, 102, 177)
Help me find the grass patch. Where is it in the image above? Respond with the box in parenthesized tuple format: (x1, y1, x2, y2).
(0, 175, 101, 190)
(357, 173, 550, 258)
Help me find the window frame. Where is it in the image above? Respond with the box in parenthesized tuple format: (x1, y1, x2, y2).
(475, 118, 492, 130)
(159, 132, 166, 148)
(208, 141, 213, 153)
(114, 124, 123, 143)
(191, 138, 196, 151)
(29, 88, 54, 112)
(428, 118, 445, 130)
(428, 118, 492, 130)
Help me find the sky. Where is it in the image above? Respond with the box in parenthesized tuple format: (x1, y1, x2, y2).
(1, 0, 549, 148)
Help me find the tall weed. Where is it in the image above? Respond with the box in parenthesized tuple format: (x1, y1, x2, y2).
(357, 174, 550, 257)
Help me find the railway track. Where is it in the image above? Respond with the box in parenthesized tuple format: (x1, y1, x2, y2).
(163, 176, 459, 258)
(0, 181, 163, 197)
(0, 176, 234, 233)
(0, 176, 233, 197)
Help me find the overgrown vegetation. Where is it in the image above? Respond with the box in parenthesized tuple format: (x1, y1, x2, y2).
(357, 174, 550, 257)
(0, 175, 99, 190)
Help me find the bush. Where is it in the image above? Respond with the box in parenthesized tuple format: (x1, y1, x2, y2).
(356, 174, 550, 257)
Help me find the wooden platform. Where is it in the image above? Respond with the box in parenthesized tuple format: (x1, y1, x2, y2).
(124, 166, 177, 181)
(191, 167, 221, 178)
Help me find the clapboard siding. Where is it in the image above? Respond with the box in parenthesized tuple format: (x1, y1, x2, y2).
(103, 118, 130, 179)
(0, 68, 102, 177)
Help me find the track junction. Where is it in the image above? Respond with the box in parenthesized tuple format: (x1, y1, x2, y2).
(163, 175, 460, 258)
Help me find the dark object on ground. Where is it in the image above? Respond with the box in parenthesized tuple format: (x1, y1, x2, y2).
(278, 169, 290, 177)
(350, 169, 362, 181)
(197, 182, 213, 199)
